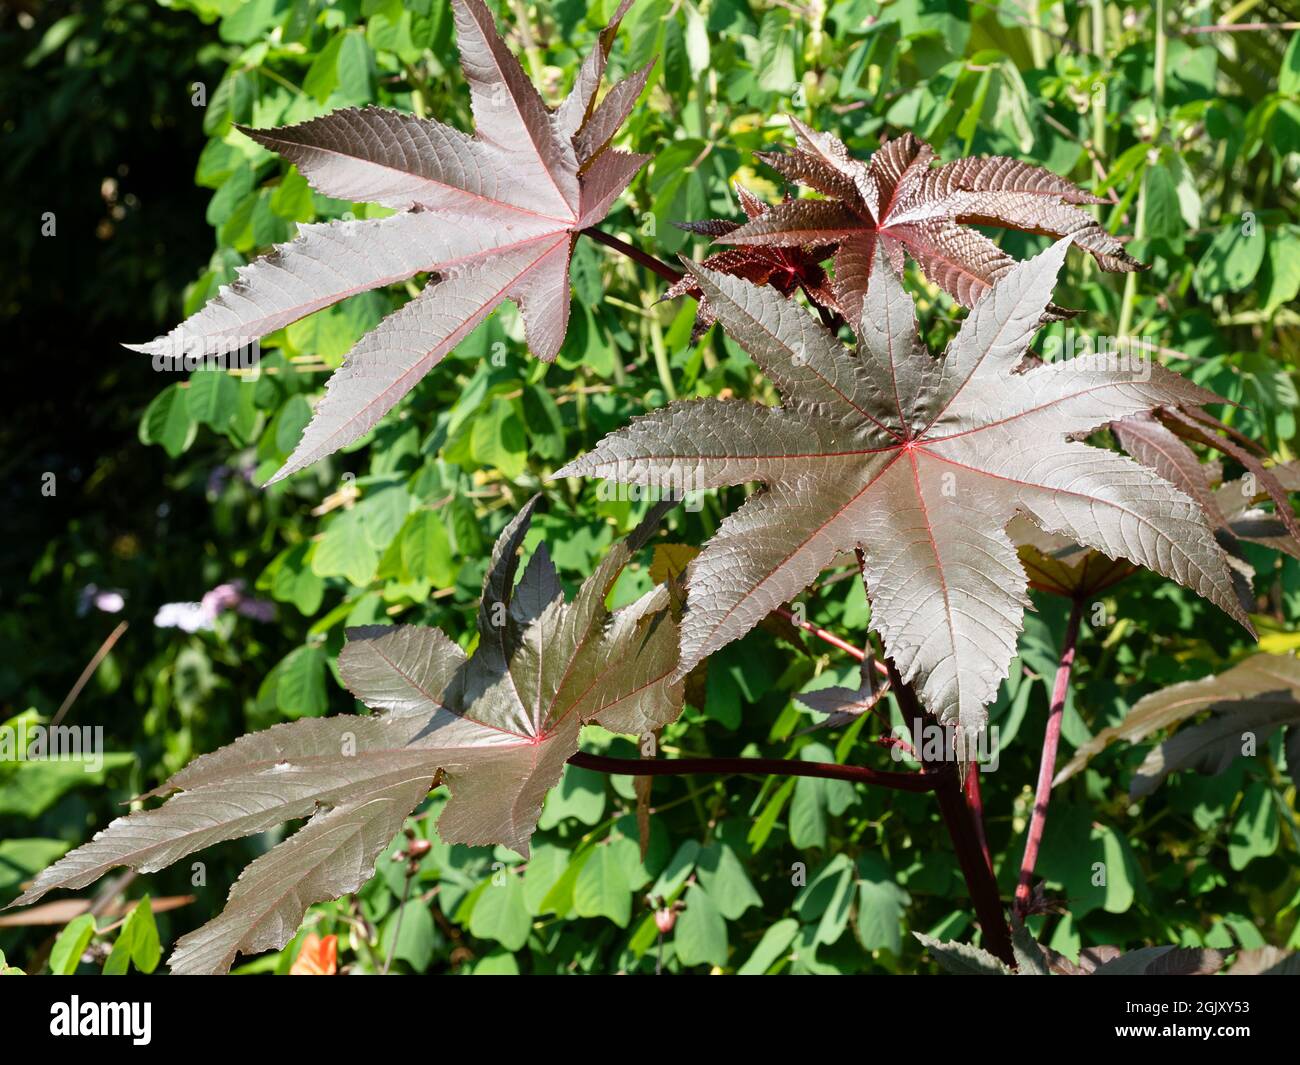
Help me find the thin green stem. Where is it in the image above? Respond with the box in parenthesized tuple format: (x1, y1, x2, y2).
(381, 867, 415, 975)
(1119, 0, 1164, 338)
(648, 310, 678, 401)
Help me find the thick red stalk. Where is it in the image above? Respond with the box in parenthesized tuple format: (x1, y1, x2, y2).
(567, 751, 937, 792)
(581, 227, 684, 284)
(965, 767, 994, 876)
(1013, 598, 1084, 918)
(885, 658, 1014, 965)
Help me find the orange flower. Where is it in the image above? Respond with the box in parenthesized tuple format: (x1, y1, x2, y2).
(289, 933, 338, 976)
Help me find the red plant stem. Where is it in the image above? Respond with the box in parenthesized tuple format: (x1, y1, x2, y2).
(884, 657, 1014, 965)
(567, 751, 937, 793)
(1014, 598, 1084, 919)
(581, 227, 684, 284)
(965, 766, 994, 877)
(773, 605, 889, 679)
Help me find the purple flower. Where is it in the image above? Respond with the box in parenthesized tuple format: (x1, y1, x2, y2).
(154, 601, 214, 632)
(77, 584, 126, 617)
(155, 579, 274, 632)
(201, 581, 246, 617)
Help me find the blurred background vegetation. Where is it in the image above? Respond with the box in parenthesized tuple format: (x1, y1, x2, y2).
(2, 0, 1299, 974)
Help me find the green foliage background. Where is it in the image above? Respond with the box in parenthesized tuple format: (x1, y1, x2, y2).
(3, 0, 1300, 974)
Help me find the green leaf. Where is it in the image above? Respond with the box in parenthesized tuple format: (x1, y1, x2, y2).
(748, 777, 794, 852)
(1261, 225, 1300, 315)
(273, 394, 314, 458)
(0, 753, 135, 820)
(313, 509, 380, 586)
(1229, 782, 1280, 871)
(470, 398, 527, 479)
(855, 854, 908, 955)
(737, 918, 799, 975)
(521, 843, 569, 915)
(651, 839, 700, 900)
(539, 764, 607, 828)
(275, 645, 328, 718)
(1141, 163, 1182, 242)
(674, 883, 727, 968)
(573, 844, 632, 927)
(463, 948, 519, 975)
(1280, 32, 1300, 95)
(695, 841, 761, 920)
(788, 773, 830, 849)
(794, 854, 854, 946)
(400, 510, 456, 586)
(49, 914, 96, 976)
(380, 898, 435, 971)
(788, 743, 857, 849)
(520, 384, 566, 462)
(1195, 221, 1266, 298)
(104, 896, 161, 975)
(0, 838, 71, 897)
(756, 10, 796, 94)
(140, 384, 198, 458)
(336, 30, 376, 105)
(265, 543, 325, 615)
(186, 370, 240, 430)
(357, 484, 412, 551)
(469, 870, 532, 949)
(303, 31, 346, 102)
(23, 14, 83, 68)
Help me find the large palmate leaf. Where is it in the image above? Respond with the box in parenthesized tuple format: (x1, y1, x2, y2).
(1055, 653, 1300, 793)
(6, 497, 682, 973)
(560, 240, 1248, 735)
(719, 117, 1143, 323)
(127, 0, 650, 484)
(1114, 414, 1299, 605)
(1016, 417, 1299, 604)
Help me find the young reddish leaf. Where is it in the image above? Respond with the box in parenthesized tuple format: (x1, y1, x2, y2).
(6, 497, 682, 974)
(1215, 460, 1300, 560)
(721, 118, 1142, 324)
(664, 185, 839, 338)
(560, 240, 1248, 736)
(126, 0, 649, 485)
(1156, 405, 1300, 545)
(796, 659, 886, 734)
